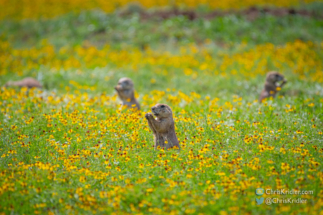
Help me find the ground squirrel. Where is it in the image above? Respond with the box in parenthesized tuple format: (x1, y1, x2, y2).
(4, 77, 42, 89)
(145, 104, 181, 150)
(115, 77, 140, 110)
(259, 71, 287, 102)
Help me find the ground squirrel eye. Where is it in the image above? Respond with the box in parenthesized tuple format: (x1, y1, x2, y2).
(161, 105, 165, 108)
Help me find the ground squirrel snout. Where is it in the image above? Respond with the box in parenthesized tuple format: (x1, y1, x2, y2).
(259, 71, 287, 103)
(145, 104, 181, 150)
(4, 77, 42, 89)
(115, 77, 140, 110)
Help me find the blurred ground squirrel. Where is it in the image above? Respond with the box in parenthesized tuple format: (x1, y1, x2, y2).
(115, 77, 140, 110)
(145, 104, 181, 150)
(4, 77, 42, 89)
(259, 71, 287, 102)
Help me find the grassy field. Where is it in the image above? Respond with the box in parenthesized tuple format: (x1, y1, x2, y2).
(1, 0, 323, 214)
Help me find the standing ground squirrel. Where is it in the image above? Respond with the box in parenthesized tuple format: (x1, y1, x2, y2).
(115, 77, 140, 110)
(259, 71, 287, 103)
(145, 104, 181, 150)
(4, 77, 42, 89)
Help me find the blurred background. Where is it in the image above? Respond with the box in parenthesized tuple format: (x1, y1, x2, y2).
(1, 0, 323, 101)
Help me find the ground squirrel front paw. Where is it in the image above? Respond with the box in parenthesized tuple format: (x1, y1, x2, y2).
(145, 113, 152, 119)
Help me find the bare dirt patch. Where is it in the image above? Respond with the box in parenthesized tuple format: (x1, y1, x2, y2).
(119, 6, 322, 21)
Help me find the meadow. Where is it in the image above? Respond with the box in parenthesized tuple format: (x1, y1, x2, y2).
(0, 0, 323, 214)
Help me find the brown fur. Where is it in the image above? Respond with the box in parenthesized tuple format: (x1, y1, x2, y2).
(145, 104, 180, 150)
(4, 77, 42, 88)
(259, 71, 287, 102)
(115, 77, 140, 110)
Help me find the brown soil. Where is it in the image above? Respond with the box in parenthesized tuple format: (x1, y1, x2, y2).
(120, 7, 322, 21)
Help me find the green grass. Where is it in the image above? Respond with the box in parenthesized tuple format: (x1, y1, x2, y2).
(1, 8, 323, 49)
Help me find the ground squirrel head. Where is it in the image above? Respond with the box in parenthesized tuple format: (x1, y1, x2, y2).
(266, 71, 285, 84)
(115, 77, 134, 91)
(115, 77, 135, 100)
(151, 104, 173, 119)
